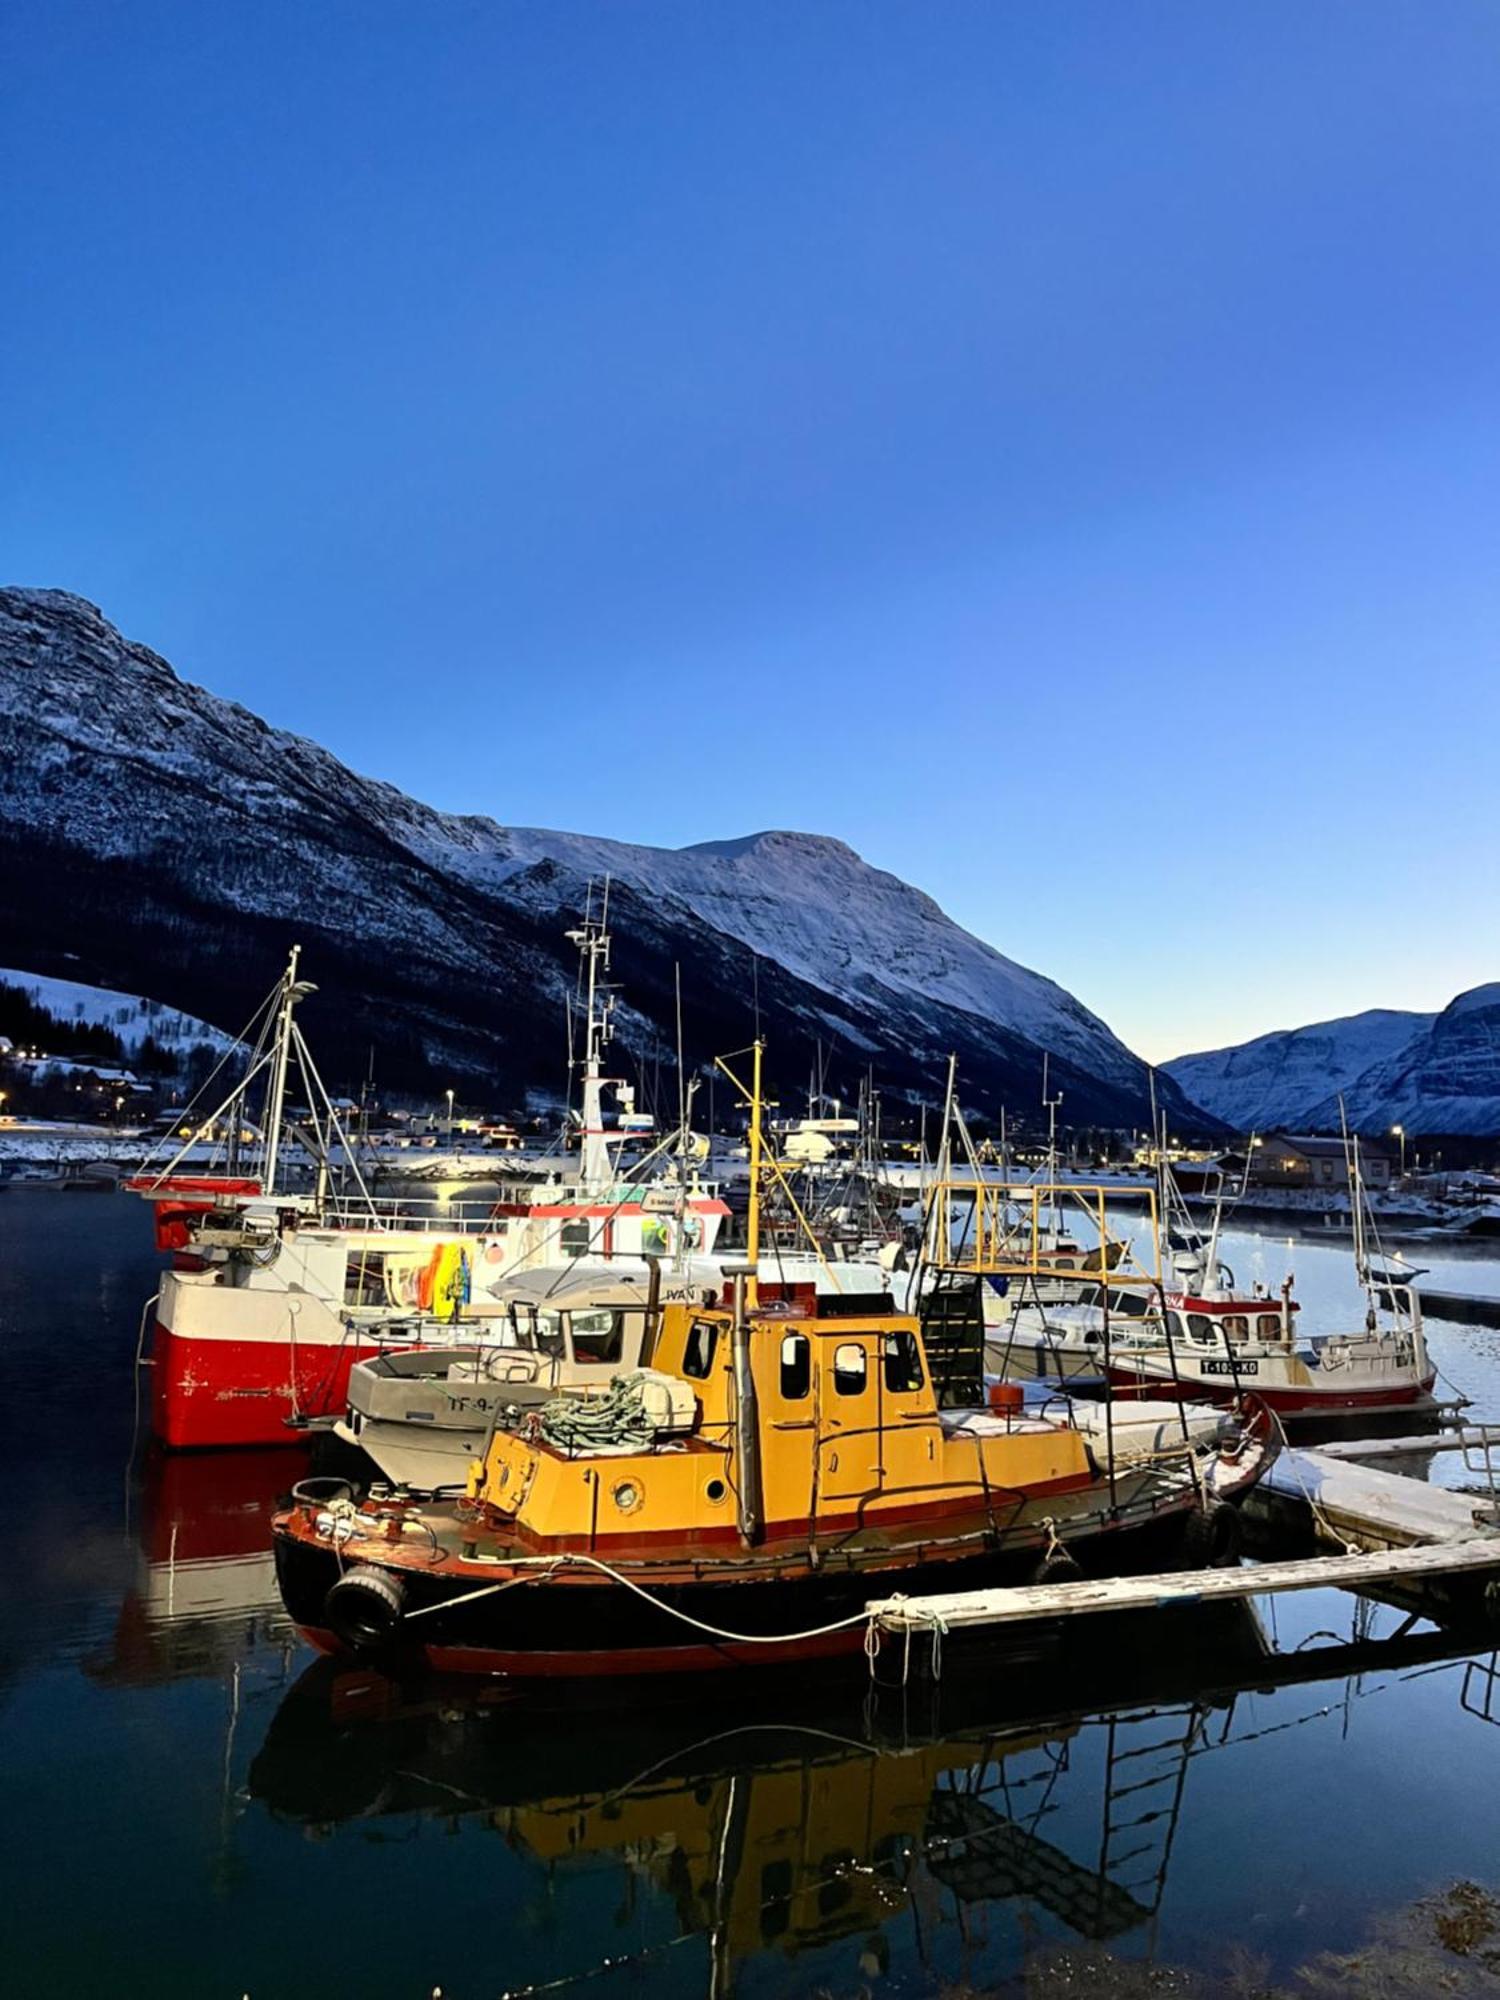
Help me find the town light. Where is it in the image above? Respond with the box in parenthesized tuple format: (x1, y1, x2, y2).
(1390, 1124, 1407, 1177)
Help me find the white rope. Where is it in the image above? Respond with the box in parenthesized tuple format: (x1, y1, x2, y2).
(399, 1548, 876, 1646)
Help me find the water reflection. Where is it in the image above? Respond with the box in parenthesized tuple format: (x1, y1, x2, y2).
(245, 1601, 1495, 1996)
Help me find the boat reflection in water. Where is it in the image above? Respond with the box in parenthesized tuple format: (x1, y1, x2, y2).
(88, 1447, 300, 1686)
(248, 1598, 1460, 1994)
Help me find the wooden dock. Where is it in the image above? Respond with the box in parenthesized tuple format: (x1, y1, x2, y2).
(866, 1439, 1500, 1639)
(1254, 1444, 1494, 1549)
(867, 1536, 1500, 1635)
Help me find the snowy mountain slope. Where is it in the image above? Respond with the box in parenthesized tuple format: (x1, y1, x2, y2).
(0, 587, 1202, 1124)
(1164, 1009, 1431, 1132)
(1166, 987, 1500, 1136)
(1305, 985, 1500, 1135)
(0, 968, 237, 1058)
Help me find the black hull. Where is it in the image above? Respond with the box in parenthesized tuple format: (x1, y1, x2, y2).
(273, 1509, 1197, 1678)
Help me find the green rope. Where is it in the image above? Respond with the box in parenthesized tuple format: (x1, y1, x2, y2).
(538, 1374, 663, 1453)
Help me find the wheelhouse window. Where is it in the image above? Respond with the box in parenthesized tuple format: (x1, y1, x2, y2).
(684, 1319, 719, 1379)
(1222, 1314, 1249, 1340)
(779, 1332, 811, 1399)
(1187, 1314, 1215, 1344)
(559, 1219, 592, 1259)
(883, 1330, 923, 1393)
(832, 1342, 868, 1396)
(344, 1252, 385, 1307)
(1257, 1313, 1282, 1338)
(569, 1308, 626, 1366)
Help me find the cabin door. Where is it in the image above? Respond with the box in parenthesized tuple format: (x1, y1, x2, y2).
(815, 1340, 885, 1518)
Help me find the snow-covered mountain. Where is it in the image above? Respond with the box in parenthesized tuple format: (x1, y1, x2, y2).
(1165, 987, 1500, 1137)
(0, 587, 1203, 1125)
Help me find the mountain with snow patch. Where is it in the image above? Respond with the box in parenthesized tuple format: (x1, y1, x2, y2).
(1165, 987, 1500, 1137)
(0, 587, 1207, 1126)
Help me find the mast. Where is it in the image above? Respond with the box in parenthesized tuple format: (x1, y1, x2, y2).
(745, 1040, 764, 1310)
(261, 945, 304, 1199)
(567, 888, 616, 1196)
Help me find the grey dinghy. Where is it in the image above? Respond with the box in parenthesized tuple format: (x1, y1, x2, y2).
(337, 1263, 703, 1491)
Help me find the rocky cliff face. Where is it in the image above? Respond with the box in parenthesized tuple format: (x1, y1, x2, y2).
(1165, 987, 1500, 1137)
(0, 587, 1205, 1126)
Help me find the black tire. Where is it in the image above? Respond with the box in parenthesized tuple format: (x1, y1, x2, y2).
(1183, 1501, 1242, 1569)
(1031, 1546, 1083, 1586)
(325, 1566, 408, 1653)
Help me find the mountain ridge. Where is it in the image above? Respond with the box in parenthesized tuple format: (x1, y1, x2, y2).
(0, 585, 1207, 1127)
(1165, 989, 1500, 1137)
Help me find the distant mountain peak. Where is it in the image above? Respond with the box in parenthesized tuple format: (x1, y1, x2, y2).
(1165, 988, 1500, 1137)
(0, 584, 1207, 1127)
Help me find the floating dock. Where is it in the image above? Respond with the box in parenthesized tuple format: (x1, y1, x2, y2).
(866, 1536, 1500, 1636)
(866, 1439, 1500, 1640)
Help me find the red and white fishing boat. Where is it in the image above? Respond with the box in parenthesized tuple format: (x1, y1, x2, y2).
(129, 917, 729, 1449)
(993, 1147, 1436, 1419)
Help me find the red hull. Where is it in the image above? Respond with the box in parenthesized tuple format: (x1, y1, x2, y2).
(152, 1320, 379, 1449)
(1102, 1364, 1434, 1417)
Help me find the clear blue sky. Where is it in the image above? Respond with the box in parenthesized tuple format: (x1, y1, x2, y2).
(4, 2, 1497, 1062)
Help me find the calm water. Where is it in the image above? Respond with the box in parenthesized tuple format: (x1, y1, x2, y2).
(5, 1193, 1500, 1998)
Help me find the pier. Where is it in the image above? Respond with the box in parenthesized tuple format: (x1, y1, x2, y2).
(868, 1437, 1500, 1638)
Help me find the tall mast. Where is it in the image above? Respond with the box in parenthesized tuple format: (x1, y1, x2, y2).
(567, 887, 615, 1195)
(745, 1039, 764, 1310)
(261, 945, 303, 1199)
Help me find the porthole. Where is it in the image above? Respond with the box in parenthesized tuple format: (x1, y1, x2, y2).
(612, 1479, 644, 1514)
(705, 1478, 728, 1504)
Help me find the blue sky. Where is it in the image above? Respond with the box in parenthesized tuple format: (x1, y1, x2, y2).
(4, 2, 1497, 1062)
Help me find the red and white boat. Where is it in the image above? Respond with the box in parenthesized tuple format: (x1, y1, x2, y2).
(130, 919, 729, 1449)
(992, 1150, 1436, 1420)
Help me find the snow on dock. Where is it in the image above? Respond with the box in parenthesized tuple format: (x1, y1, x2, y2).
(867, 1441, 1500, 1637)
(867, 1537, 1500, 1635)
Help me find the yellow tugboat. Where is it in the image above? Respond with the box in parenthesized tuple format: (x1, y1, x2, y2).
(272, 1048, 1274, 1677)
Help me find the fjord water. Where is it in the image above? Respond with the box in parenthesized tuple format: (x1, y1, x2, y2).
(6, 1196, 1500, 1998)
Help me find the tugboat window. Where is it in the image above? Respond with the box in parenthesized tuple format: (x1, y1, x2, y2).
(570, 1308, 625, 1365)
(684, 1319, 719, 1379)
(833, 1343, 867, 1396)
(883, 1330, 923, 1392)
(779, 1332, 811, 1398)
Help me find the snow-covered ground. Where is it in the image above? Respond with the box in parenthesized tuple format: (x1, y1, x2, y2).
(0, 967, 237, 1058)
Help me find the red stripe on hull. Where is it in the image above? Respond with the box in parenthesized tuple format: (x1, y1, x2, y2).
(295, 1622, 867, 1677)
(1102, 1365, 1434, 1415)
(152, 1321, 380, 1450)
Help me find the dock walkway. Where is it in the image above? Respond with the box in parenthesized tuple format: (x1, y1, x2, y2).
(866, 1439, 1500, 1640)
(867, 1536, 1500, 1635)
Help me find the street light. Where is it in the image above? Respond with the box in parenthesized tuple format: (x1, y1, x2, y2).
(1391, 1124, 1406, 1179)
(445, 1087, 455, 1141)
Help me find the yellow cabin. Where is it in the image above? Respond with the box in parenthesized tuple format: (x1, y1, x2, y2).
(468, 1296, 1096, 1555)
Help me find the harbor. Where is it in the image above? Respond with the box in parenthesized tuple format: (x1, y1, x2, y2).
(9, 1184, 1500, 1995)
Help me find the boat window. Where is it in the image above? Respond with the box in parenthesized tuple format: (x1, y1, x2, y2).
(1114, 1290, 1149, 1317)
(832, 1342, 868, 1396)
(779, 1333, 811, 1399)
(1257, 1313, 1282, 1339)
(569, 1308, 625, 1365)
(883, 1330, 923, 1394)
(1187, 1314, 1215, 1343)
(559, 1219, 592, 1259)
(1166, 1313, 1187, 1342)
(344, 1252, 385, 1307)
(509, 1306, 563, 1357)
(1222, 1315, 1249, 1340)
(684, 1319, 719, 1379)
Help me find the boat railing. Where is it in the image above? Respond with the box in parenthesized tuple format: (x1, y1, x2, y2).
(312, 1181, 725, 1234)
